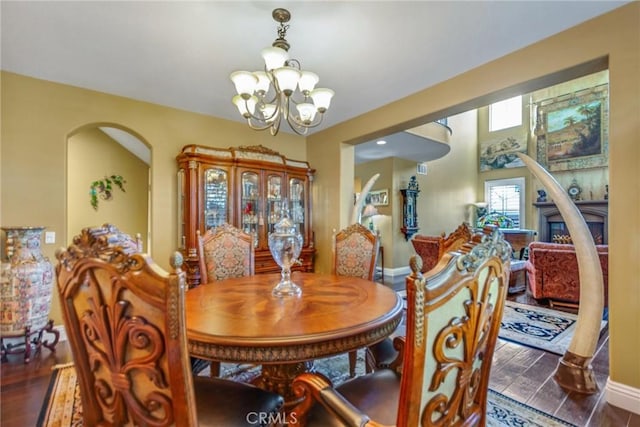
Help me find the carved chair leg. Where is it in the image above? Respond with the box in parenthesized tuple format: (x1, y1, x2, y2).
(210, 360, 221, 378)
(348, 350, 358, 378)
(364, 347, 376, 374)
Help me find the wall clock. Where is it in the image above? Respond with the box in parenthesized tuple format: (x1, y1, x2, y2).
(400, 176, 420, 240)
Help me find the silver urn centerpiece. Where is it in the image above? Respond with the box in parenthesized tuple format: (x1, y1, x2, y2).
(268, 199, 303, 297)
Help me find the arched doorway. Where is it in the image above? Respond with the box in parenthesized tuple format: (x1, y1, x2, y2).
(66, 124, 151, 250)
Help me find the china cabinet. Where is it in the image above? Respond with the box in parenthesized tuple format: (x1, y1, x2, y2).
(177, 145, 315, 286)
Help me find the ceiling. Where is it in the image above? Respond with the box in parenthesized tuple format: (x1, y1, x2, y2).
(1, 1, 627, 163)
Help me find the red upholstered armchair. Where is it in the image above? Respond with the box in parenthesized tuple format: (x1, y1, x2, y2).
(525, 241, 608, 306)
(411, 223, 472, 273)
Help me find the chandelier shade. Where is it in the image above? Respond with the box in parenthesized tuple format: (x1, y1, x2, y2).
(230, 8, 334, 136)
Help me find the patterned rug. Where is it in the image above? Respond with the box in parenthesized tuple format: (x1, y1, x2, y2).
(499, 301, 608, 355)
(38, 355, 576, 426)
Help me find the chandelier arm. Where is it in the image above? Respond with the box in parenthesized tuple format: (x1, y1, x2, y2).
(239, 98, 274, 123)
(285, 58, 301, 70)
(286, 112, 325, 135)
(244, 117, 276, 132)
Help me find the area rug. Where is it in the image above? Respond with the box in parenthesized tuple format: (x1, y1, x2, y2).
(38, 357, 576, 427)
(499, 301, 608, 355)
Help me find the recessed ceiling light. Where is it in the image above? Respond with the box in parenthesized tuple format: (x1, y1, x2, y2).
(376, 140, 387, 145)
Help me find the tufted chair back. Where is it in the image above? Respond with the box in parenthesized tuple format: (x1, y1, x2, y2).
(198, 223, 255, 283)
(332, 223, 380, 280)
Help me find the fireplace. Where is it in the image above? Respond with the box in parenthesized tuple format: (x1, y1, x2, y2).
(533, 200, 608, 244)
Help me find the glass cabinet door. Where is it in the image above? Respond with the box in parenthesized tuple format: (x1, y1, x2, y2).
(266, 175, 283, 235)
(289, 177, 305, 243)
(241, 171, 260, 247)
(204, 168, 228, 230)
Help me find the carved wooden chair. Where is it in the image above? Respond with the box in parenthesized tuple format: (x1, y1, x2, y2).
(195, 222, 255, 376)
(198, 222, 255, 283)
(55, 224, 284, 426)
(291, 226, 511, 427)
(331, 223, 380, 377)
(369, 222, 475, 371)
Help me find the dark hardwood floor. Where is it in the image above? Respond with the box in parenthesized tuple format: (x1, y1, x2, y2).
(1, 288, 638, 426)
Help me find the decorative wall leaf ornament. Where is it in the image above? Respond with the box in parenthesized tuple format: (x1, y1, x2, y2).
(90, 175, 126, 210)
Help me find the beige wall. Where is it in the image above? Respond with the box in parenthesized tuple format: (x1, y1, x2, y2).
(308, 3, 640, 392)
(354, 109, 478, 273)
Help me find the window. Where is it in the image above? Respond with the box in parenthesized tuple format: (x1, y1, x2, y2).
(484, 178, 525, 228)
(489, 95, 522, 131)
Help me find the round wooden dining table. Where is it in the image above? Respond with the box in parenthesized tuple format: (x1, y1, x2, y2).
(185, 271, 403, 407)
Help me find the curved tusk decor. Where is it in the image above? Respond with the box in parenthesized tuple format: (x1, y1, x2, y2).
(517, 153, 604, 394)
(351, 173, 380, 225)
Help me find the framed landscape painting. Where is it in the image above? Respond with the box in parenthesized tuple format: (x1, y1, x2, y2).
(536, 86, 609, 171)
(479, 136, 527, 171)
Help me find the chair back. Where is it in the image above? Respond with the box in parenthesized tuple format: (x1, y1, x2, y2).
(55, 224, 198, 426)
(197, 222, 254, 283)
(332, 223, 380, 280)
(398, 226, 511, 426)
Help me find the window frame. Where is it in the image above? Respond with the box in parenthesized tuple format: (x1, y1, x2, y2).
(483, 177, 525, 229)
(489, 95, 523, 132)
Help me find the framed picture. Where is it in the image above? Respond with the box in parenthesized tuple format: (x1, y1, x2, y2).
(479, 135, 527, 171)
(535, 86, 609, 171)
(369, 189, 389, 206)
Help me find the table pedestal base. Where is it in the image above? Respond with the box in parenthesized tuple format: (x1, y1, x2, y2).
(257, 361, 313, 410)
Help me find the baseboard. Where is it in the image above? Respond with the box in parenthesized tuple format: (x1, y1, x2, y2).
(605, 377, 640, 415)
(385, 266, 411, 278)
(382, 266, 411, 281)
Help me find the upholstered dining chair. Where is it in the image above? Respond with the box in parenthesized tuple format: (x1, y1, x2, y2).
(55, 224, 284, 427)
(291, 226, 511, 427)
(194, 222, 255, 376)
(198, 222, 255, 283)
(332, 223, 380, 377)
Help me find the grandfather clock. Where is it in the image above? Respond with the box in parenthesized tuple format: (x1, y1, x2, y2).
(400, 176, 420, 240)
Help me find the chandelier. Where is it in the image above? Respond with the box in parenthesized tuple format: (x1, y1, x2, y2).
(230, 8, 334, 136)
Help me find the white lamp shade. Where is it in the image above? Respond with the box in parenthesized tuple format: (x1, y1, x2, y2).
(310, 88, 334, 111)
(273, 66, 301, 94)
(296, 103, 317, 123)
(261, 103, 277, 123)
(362, 203, 378, 218)
(230, 71, 258, 96)
(232, 94, 257, 117)
(298, 71, 319, 93)
(261, 47, 289, 71)
(253, 71, 271, 94)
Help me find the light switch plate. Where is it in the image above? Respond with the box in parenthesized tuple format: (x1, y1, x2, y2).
(45, 231, 55, 244)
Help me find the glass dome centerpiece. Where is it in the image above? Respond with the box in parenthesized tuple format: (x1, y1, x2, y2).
(268, 198, 303, 297)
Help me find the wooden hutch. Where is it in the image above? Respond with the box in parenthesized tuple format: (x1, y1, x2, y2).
(177, 144, 315, 286)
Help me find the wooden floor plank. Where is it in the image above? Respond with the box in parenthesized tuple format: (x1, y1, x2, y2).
(501, 351, 559, 403)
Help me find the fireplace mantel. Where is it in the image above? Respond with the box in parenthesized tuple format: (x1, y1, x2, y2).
(533, 200, 608, 244)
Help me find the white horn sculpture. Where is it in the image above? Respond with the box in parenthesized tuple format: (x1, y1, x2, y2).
(517, 153, 604, 394)
(350, 173, 380, 225)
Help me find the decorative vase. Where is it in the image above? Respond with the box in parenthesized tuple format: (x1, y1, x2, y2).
(268, 199, 303, 297)
(1, 226, 58, 362)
